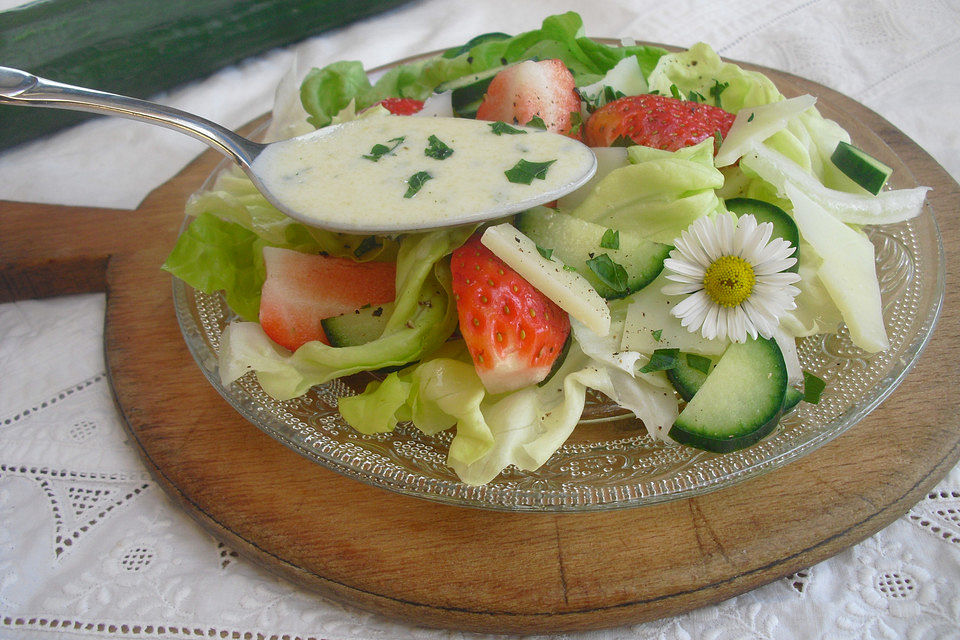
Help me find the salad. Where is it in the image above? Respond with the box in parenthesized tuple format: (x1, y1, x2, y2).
(163, 12, 929, 486)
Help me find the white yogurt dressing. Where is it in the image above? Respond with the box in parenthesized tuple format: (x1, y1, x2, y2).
(250, 115, 596, 232)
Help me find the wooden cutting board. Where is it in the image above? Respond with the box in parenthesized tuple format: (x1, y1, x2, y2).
(2, 64, 958, 635)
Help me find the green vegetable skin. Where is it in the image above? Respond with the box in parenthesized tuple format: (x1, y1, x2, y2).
(670, 338, 788, 453)
(0, 0, 413, 151)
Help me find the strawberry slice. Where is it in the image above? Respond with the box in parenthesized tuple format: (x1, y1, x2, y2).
(584, 94, 735, 152)
(372, 97, 425, 115)
(259, 247, 395, 352)
(475, 59, 581, 136)
(451, 234, 570, 394)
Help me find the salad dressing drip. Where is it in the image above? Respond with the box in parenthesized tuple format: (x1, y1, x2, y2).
(251, 115, 595, 232)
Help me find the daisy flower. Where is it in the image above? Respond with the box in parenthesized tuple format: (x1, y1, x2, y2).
(661, 213, 801, 343)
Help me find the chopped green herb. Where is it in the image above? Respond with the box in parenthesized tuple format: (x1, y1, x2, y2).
(687, 90, 706, 103)
(489, 121, 527, 135)
(362, 136, 405, 162)
(610, 134, 634, 147)
(569, 111, 584, 136)
(747, 112, 755, 122)
(562, 264, 578, 272)
(639, 348, 680, 373)
(651, 329, 663, 342)
(686, 353, 712, 375)
(803, 371, 826, 404)
(403, 171, 432, 198)
(424, 134, 454, 160)
(713, 128, 724, 154)
(585, 253, 629, 294)
(670, 84, 682, 100)
(536, 244, 554, 260)
(649, 89, 661, 96)
(603, 86, 625, 104)
(353, 235, 381, 258)
(600, 228, 620, 250)
(709, 79, 730, 106)
(504, 158, 557, 184)
(527, 115, 548, 130)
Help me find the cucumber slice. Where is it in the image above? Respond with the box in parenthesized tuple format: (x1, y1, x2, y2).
(435, 66, 506, 118)
(321, 302, 395, 347)
(669, 337, 787, 453)
(515, 207, 670, 299)
(830, 141, 892, 195)
(665, 353, 715, 401)
(783, 386, 803, 413)
(724, 197, 799, 272)
(667, 350, 803, 413)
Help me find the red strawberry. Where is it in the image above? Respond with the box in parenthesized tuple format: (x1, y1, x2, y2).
(259, 247, 395, 351)
(584, 94, 735, 152)
(372, 97, 424, 115)
(451, 234, 570, 394)
(475, 59, 582, 136)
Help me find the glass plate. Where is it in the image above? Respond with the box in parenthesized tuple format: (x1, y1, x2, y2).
(172, 51, 944, 512)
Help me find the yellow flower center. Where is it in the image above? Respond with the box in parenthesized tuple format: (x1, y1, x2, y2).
(703, 255, 755, 307)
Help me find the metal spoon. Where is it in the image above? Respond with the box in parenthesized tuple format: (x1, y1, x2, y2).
(0, 66, 596, 233)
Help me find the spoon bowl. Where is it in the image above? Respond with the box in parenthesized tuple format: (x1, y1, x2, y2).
(0, 66, 596, 233)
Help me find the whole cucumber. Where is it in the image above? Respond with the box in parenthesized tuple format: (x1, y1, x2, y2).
(0, 0, 411, 151)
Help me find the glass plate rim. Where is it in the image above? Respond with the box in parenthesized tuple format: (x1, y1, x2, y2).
(170, 44, 946, 512)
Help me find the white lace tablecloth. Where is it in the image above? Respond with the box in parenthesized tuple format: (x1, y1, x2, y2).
(2, 1, 959, 638)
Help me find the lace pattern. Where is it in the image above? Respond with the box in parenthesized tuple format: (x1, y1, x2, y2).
(2, 0, 960, 637)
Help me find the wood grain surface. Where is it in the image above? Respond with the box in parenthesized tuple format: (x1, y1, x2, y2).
(1, 63, 958, 634)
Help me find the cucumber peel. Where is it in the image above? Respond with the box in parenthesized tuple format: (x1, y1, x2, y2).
(515, 207, 670, 299)
(322, 302, 396, 347)
(830, 141, 892, 195)
(669, 337, 788, 453)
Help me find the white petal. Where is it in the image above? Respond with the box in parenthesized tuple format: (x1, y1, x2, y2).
(701, 304, 722, 340)
(740, 298, 775, 338)
(715, 213, 736, 255)
(663, 257, 706, 279)
(736, 305, 759, 340)
(753, 237, 796, 266)
(753, 282, 801, 305)
(663, 271, 704, 285)
(753, 257, 799, 276)
(671, 291, 711, 334)
(739, 227, 774, 266)
(733, 215, 760, 259)
(672, 289, 709, 318)
(662, 281, 703, 296)
(723, 307, 744, 343)
(694, 219, 723, 262)
(756, 271, 802, 286)
(672, 233, 712, 269)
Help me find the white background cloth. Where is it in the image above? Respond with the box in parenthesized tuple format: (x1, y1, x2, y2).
(2, 1, 959, 638)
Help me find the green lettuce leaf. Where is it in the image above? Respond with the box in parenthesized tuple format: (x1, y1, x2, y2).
(566, 138, 724, 243)
(299, 12, 668, 126)
(299, 60, 372, 129)
(185, 166, 322, 251)
(216, 227, 472, 400)
(647, 42, 782, 113)
(162, 212, 266, 322)
(341, 314, 681, 485)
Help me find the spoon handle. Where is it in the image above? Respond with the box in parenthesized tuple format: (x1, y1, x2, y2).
(0, 66, 264, 166)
